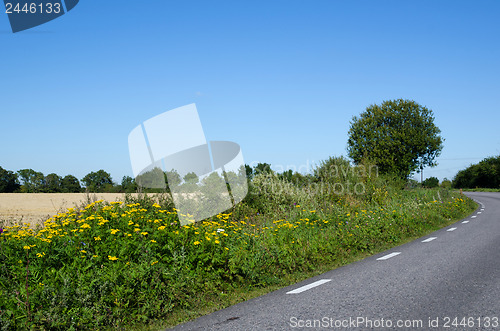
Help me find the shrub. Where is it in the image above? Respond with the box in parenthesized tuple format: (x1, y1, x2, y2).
(422, 176, 439, 188)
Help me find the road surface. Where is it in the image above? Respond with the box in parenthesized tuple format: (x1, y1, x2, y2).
(170, 192, 500, 330)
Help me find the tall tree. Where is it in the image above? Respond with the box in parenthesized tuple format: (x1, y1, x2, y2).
(135, 167, 165, 190)
(61, 175, 82, 193)
(81, 170, 113, 192)
(45, 173, 62, 192)
(347, 99, 443, 178)
(17, 169, 46, 192)
(164, 169, 181, 191)
(121, 176, 137, 193)
(0, 166, 20, 193)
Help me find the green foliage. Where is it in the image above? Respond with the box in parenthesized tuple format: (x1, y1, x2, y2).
(244, 164, 254, 180)
(61, 175, 82, 193)
(121, 176, 138, 193)
(422, 176, 439, 188)
(135, 167, 166, 192)
(0, 158, 479, 329)
(440, 178, 452, 189)
(452, 155, 500, 189)
(253, 163, 273, 176)
(247, 172, 312, 215)
(0, 188, 476, 329)
(134, 168, 184, 194)
(45, 173, 63, 193)
(347, 99, 444, 178)
(82, 170, 114, 193)
(17, 169, 46, 193)
(0, 166, 20, 193)
(183, 172, 199, 184)
(406, 178, 420, 189)
(165, 169, 181, 189)
(5, 169, 82, 193)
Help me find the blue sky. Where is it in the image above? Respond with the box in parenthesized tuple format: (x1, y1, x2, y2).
(1, 1, 500, 184)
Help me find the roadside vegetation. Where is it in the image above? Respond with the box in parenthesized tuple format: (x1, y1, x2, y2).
(0, 157, 477, 330)
(0, 99, 480, 329)
(452, 155, 500, 190)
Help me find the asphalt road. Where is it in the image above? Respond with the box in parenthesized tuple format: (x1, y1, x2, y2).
(169, 192, 500, 330)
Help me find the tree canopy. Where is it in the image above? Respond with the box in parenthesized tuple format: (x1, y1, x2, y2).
(81, 170, 113, 192)
(0, 166, 20, 193)
(422, 176, 439, 188)
(347, 99, 443, 178)
(17, 169, 46, 192)
(61, 175, 82, 193)
(452, 155, 500, 189)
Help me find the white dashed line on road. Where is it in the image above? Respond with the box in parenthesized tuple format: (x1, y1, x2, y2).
(471, 216, 477, 218)
(462, 221, 469, 224)
(377, 252, 401, 260)
(286, 279, 332, 294)
(477, 212, 482, 214)
(447, 228, 457, 232)
(422, 237, 437, 243)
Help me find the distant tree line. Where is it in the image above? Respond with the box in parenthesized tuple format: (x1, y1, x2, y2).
(0, 163, 272, 193)
(452, 155, 500, 189)
(0, 166, 137, 193)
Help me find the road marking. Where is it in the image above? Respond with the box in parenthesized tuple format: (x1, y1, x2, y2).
(477, 212, 482, 214)
(422, 237, 437, 242)
(447, 227, 457, 232)
(377, 252, 401, 260)
(481, 209, 484, 211)
(471, 216, 477, 218)
(462, 221, 469, 224)
(286, 279, 331, 294)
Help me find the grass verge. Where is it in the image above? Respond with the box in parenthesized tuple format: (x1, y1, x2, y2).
(0, 187, 476, 330)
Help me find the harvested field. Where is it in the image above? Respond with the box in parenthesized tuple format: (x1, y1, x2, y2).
(0, 193, 142, 227)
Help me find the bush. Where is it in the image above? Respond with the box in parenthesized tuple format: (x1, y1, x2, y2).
(453, 155, 500, 189)
(422, 176, 439, 188)
(440, 178, 452, 189)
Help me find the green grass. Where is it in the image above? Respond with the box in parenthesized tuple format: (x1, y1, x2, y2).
(0, 185, 477, 330)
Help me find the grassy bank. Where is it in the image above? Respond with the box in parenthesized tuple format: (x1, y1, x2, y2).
(0, 159, 477, 330)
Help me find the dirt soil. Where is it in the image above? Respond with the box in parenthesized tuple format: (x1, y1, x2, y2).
(0, 193, 139, 227)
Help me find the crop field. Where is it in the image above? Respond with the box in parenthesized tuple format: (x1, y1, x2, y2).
(0, 193, 142, 227)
